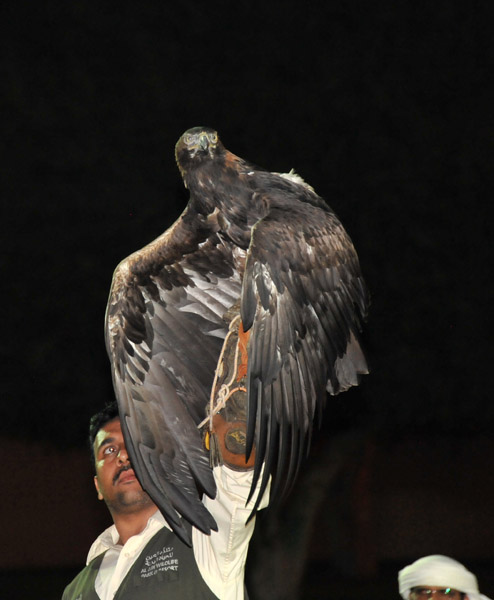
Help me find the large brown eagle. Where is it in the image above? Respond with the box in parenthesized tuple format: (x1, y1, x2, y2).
(105, 127, 369, 545)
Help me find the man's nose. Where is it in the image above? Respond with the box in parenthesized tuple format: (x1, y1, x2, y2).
(117, 447, 129, 463)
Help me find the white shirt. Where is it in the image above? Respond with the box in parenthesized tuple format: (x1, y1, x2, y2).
(87, 466, 269, 600)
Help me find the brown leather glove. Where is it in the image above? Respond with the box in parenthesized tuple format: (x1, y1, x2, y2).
(204, 315, 255, 471)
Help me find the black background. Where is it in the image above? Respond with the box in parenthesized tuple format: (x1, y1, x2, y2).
(2, 0, 492, 596)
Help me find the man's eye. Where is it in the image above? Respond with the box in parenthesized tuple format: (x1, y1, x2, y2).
(104, 446, 117, 455)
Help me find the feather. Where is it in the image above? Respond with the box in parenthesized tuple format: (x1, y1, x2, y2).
(105, 126, 369, 545)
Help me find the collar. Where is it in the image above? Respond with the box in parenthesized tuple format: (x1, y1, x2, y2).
(86, 510, 171, 564)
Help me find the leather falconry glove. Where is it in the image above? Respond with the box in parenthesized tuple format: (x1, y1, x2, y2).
(203, 313, 255, 471)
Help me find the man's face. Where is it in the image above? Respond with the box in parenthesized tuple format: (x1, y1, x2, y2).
(93, 418, 155, 515)
(409, 587, 466, 599)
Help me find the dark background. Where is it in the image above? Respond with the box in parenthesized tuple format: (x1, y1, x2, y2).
(2, 1, 492, 598)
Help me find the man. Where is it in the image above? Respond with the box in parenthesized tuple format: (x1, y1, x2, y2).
(62, 402, 268, 600)
(398, 555, 491, 600)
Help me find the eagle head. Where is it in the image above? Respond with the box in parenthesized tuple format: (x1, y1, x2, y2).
(175, 127, 222, 178)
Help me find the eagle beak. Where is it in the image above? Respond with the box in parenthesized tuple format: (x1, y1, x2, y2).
(198, 133, 210, 152)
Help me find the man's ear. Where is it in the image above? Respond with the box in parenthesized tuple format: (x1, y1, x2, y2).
(94, 475, 103, 501)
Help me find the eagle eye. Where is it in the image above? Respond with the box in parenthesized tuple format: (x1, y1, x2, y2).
(208, 132, 218, 144)
(183, 133, 196, 146)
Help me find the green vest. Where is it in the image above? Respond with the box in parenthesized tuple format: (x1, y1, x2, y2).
(62, 526, 219, 599)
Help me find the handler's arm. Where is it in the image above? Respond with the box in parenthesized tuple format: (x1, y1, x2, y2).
(192, 466, 270, 600)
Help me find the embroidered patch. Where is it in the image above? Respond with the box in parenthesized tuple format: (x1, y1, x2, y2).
(140, 545, 179, 578)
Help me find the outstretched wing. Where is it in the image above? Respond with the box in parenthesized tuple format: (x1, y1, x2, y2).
(105, 206, 242, 545)
(241, 200, 369, 511)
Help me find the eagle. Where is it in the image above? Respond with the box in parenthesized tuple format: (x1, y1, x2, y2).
(105, 126, 369, 545)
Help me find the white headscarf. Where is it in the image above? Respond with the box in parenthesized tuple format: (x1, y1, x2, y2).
(398, 555, 491, 600)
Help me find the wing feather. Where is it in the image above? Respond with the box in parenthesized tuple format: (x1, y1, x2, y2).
(105, 207, 242, 545)
(241, 201, 369, 510)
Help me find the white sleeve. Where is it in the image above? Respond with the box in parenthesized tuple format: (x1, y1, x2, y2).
(192, 465, 270, 600)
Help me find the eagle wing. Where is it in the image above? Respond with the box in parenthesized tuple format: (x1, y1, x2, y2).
(105, 206, 242, 545)
(241, 199, 369, 510)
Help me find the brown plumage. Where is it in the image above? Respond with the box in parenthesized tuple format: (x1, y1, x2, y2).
(105, 126, 369, 545)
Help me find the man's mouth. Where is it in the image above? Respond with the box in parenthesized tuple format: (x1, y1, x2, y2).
(114, 466, 136, 485)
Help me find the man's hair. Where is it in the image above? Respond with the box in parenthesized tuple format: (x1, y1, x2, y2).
(89, 401, 120, 466)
